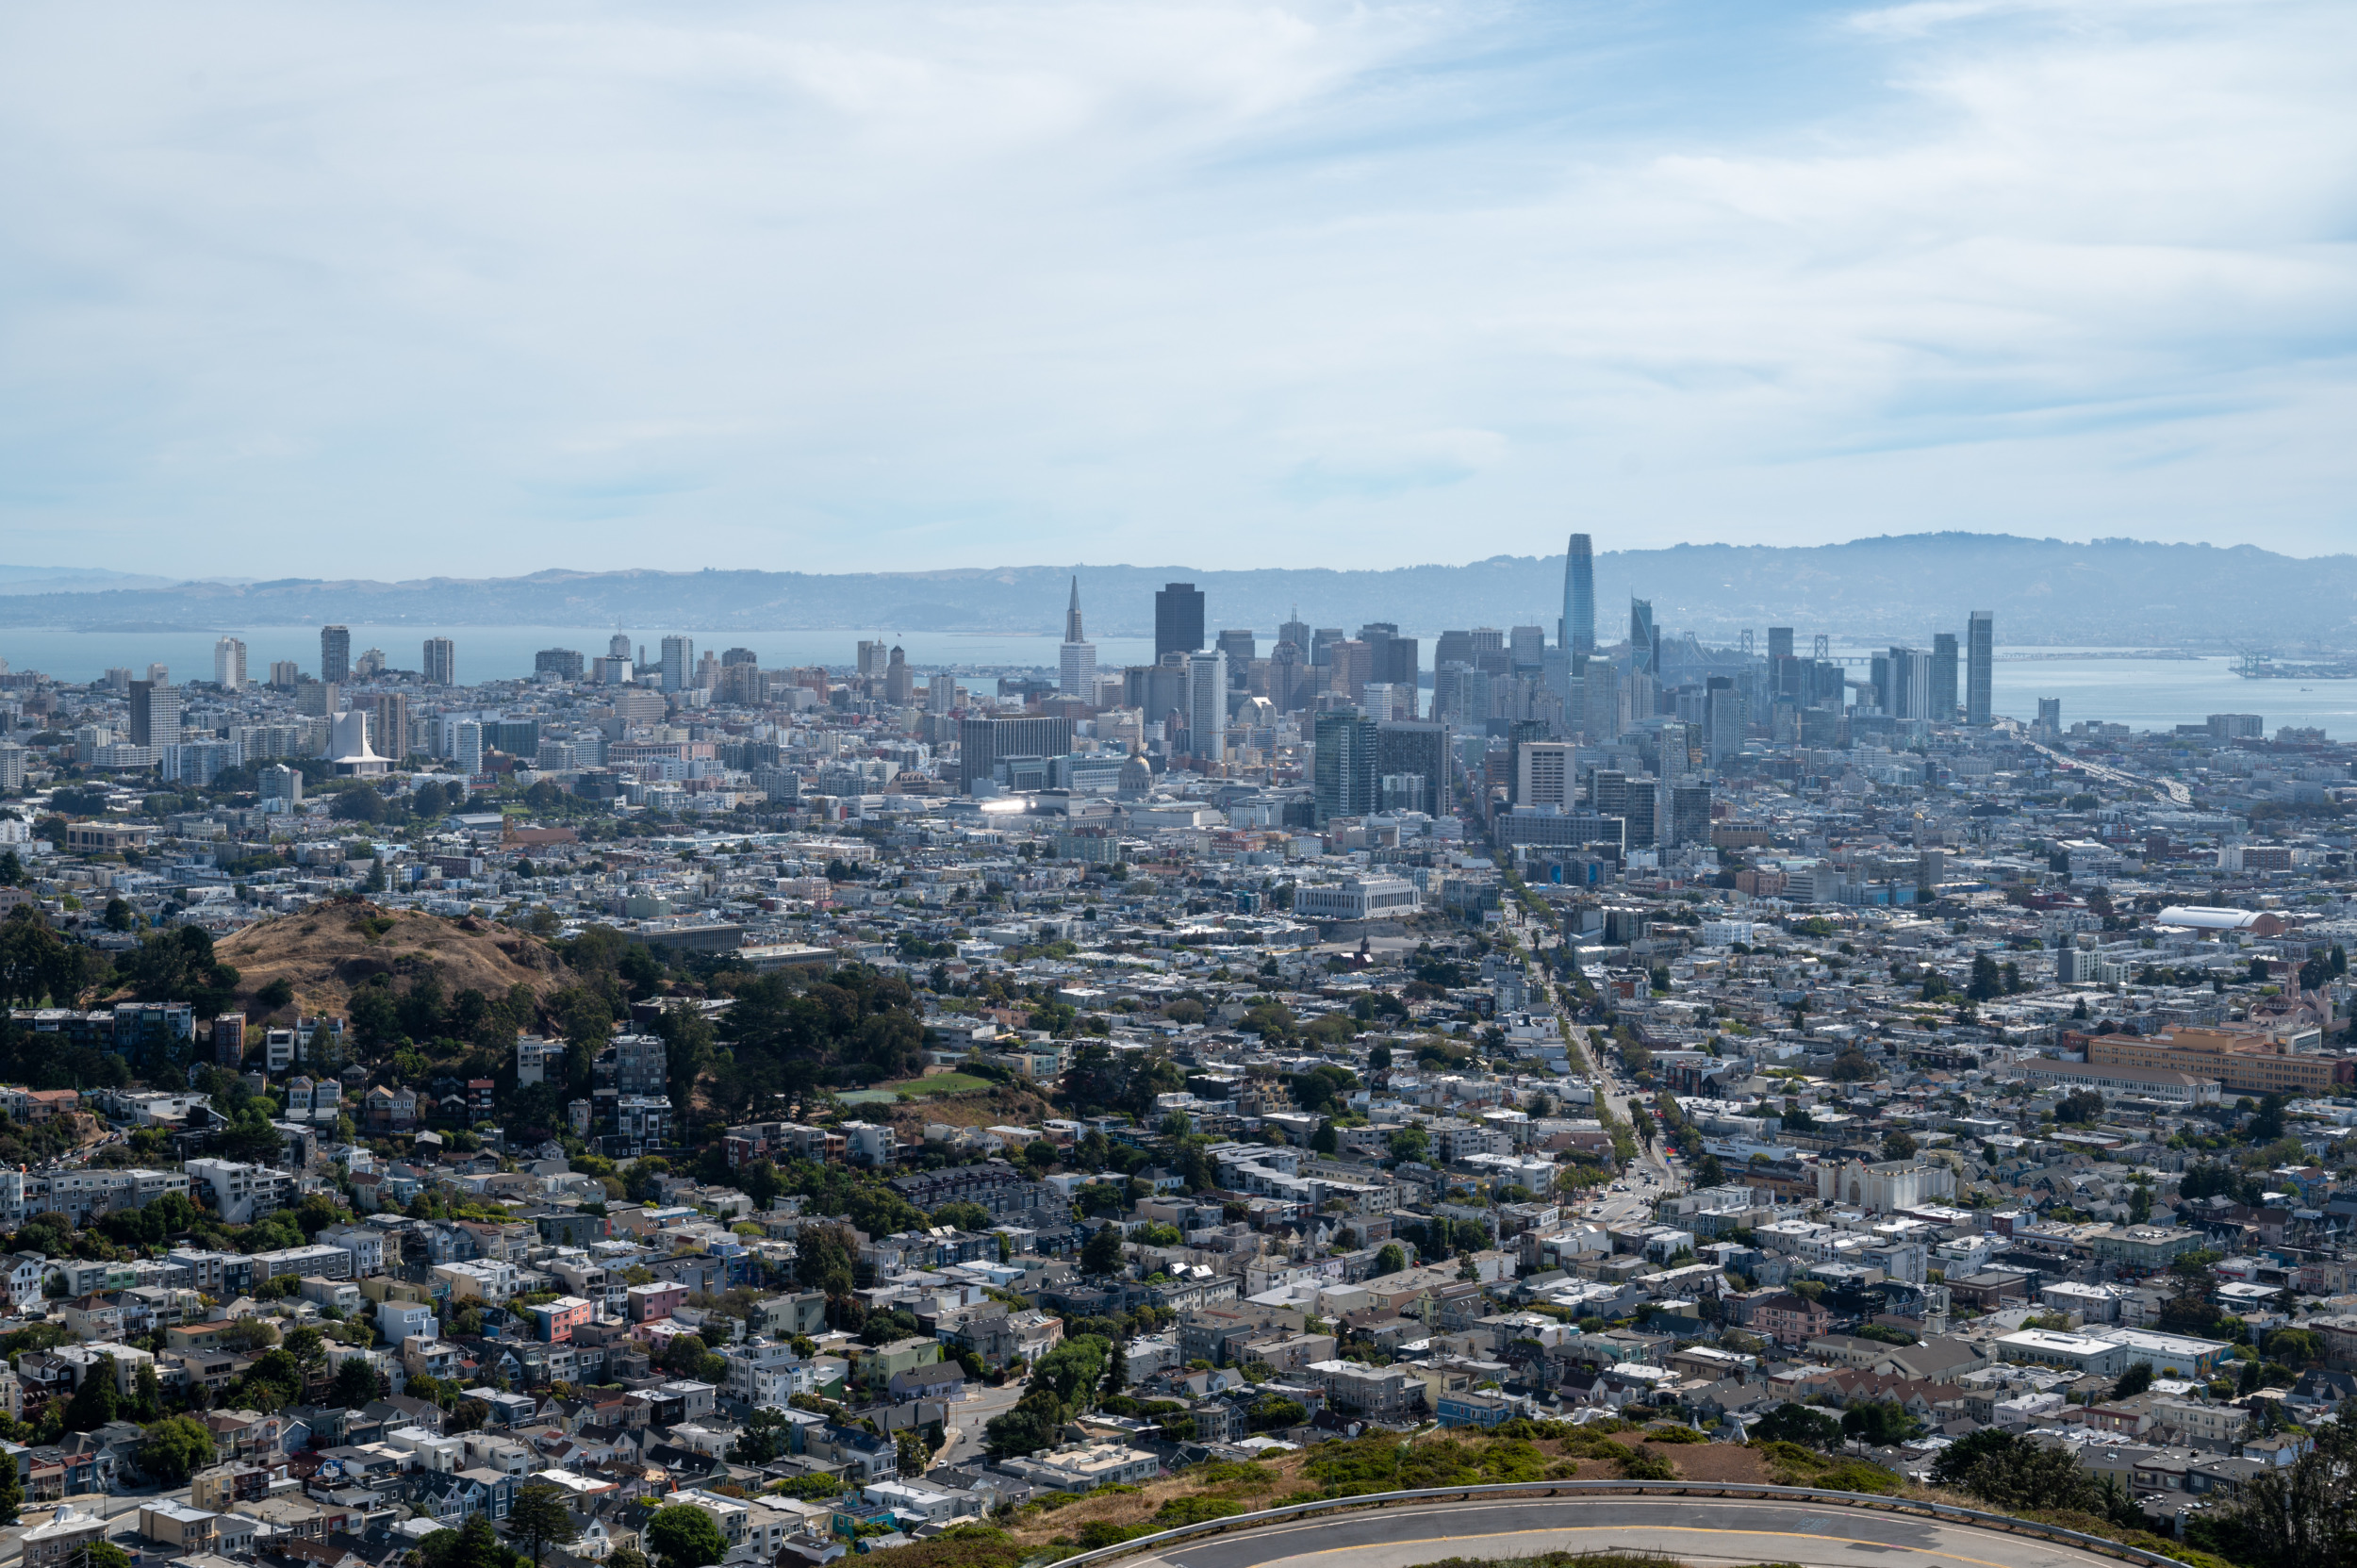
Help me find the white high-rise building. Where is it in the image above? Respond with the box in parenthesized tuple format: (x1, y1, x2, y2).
(454, 720, 484, 779)
(661, 636, 693, 693)
(1058, 576, 1096, 699)
(214, 637, 246, 690)
(1184, 651, 1228, 763)
(422, 637, 456, 686)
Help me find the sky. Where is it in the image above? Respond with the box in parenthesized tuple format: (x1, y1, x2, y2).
(0, 0, 2351, 580)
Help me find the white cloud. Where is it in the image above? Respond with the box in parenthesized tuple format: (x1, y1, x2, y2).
(0, 0, 2349, 574)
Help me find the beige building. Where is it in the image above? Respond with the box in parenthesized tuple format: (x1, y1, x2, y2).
(140, 1501, 222, 1552)
(2087, 1029, 2352, 1098)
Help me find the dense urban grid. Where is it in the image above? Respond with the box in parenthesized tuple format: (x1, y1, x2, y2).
(0, 537, 2354, 1568)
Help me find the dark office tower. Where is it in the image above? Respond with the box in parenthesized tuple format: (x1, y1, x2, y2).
(535, 648, 585, 681)
(957, 715, 1073, 793)
(128, 680, 178, 748)
(321, 624, 352, 685)
(1433, 630, 1472, 670)
(1669, 783, 1713, 848)
(1310, 627, 1345, 668)
(1967, 611, 1994, 724)
(1768, 627, 1794, 663)
(1930, 633, 1959, 721)
(1629, 600, 1656, 676)
(1813, 660, 1846, 707)
(1623, 775, 1659, 848)
(1312, 708, 1380, 823)
(1386, 635, 1419, 693)
(1216, 629, 1256, 668)
(1279, 608, 1310, 654)
(1566, 534, 1595, 656)
(1358, 623, 1396, 689)
(1267, 641, 1305, 713)
(1377, 720, 1448, 818)
(1468, 628, 1508, 677)
(1509, 626, 1544, 670)
(1155, 583, 1205, 660)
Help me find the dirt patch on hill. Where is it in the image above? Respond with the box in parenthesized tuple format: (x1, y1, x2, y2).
(882, 1083, 1056, 1139)
(216, 902, 571, 1019)
(1640, 1441, 1772, 1483)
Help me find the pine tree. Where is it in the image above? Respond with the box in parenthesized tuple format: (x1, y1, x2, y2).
(63, 1357, 120, 1432)
(502, 1481, 580, 1568)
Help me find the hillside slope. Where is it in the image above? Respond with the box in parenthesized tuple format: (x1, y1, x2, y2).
(0, 534, 2349, 643)
(217, 902, 569, 1019)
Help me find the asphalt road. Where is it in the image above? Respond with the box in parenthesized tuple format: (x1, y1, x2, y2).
(937, 1380, 1023, 1469)
(1131, 1495, 2130, 1568)
(1574, 1059, 1684, 1228)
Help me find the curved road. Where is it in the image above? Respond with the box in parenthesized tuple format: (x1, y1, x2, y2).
(1125, 1496, 2129, 1568)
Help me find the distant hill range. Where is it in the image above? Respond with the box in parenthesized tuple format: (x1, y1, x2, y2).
(0, 534, 2345, 647)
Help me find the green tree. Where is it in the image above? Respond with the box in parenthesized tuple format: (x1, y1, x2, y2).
(931, 1201, 993, 1232)
(503, 1480, 583, 1568)
(136, 1415, 218, 1483)
(1374, 1243, 1407, 1276)
(0, 1440, 19, 1524)
(332, 1357, 382, 1407)
(729, 1407, 788, 1464)
(1881, 1131, 1917, 1162)
(2200, 1409, 2357, 1568)
(1751, 1401, 1841, 1450)
(1081, 1225, 1125, 1277)
(1930, 1428, 2107, 1512)
(62, 1358, 120, 1431)
(645, 1504, 726, 1568)
(1387, 1126, 1430, 1164)
(1840, 1400, 1919, 1446)
(449, 1514, 505, 1568)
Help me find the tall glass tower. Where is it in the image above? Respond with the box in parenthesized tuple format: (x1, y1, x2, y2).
(1967, 611, 1994, 723)
(1629, 598, 1656, 676)
(1565, 534, 1595, 656)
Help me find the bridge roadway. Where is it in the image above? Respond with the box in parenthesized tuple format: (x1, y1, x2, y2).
(1125, 1495, 2130, 1568)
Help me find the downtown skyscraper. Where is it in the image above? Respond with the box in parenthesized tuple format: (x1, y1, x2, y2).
(1059, 576, 1096, 697)
(1564, 533, 1595, 656)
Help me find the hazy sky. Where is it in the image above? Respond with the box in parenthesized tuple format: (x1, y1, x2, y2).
(2, 0, 2351, 580)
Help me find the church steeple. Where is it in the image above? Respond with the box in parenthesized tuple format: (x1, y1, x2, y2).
(1064, 575, 1084, 643)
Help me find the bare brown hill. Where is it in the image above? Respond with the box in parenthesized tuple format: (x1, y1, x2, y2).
(217, 902, 569, 1019)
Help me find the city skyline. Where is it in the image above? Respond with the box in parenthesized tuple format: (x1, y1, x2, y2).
(1, 3, 2349, 575)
